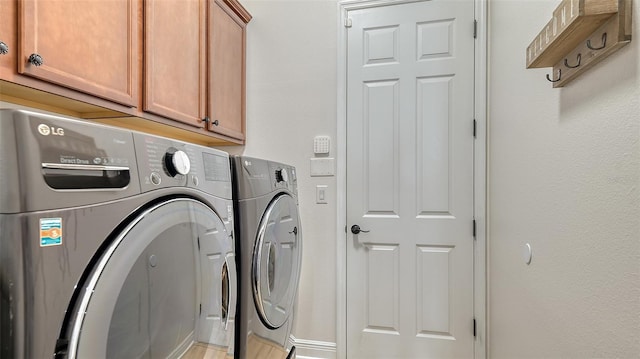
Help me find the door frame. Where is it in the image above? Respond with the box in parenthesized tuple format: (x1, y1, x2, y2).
(335, 1, 487, 358)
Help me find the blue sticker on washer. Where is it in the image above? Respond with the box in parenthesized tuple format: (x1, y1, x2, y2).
(40, 218, 62, 247)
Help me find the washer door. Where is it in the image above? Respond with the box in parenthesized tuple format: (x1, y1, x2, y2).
(65, 198, 236, 359)
(253, 193, 302, 329)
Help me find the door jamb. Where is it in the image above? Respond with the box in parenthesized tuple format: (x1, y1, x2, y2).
(335, 1, 488, 358)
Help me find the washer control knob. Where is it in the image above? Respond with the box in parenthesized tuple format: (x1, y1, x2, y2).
(165, 149, 190, 176)
(275, 168, 288, 183)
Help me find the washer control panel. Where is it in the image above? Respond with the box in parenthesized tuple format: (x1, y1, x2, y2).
(133, 133, 231, 199)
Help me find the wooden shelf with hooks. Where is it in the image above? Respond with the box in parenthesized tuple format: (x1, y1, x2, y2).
(526, 0, 632, 88)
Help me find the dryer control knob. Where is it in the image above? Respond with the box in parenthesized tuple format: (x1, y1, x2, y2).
(165, 150, 191, 176)
(275, 168, 288, 183)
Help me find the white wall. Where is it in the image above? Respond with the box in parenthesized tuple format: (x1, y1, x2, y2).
(237, 0, 340, 352)
(488, 1, 640, 358)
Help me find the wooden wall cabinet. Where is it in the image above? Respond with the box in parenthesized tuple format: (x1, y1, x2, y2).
(208, 0, 250, 141)
(0, 0, 251, 146)
(19, 0, 139, 106)
(145, 0, 251, 142)
(0, 1, 14, 76)
(144, 0, 207, 128)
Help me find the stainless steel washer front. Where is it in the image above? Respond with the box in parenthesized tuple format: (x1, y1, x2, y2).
(233, 156, 302, 359)
(0, 109, 236, 359)
(67, 199, 235, 359)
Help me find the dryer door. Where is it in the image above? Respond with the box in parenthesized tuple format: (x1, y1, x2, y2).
(63, 198, 236, 359)
(253, 193, 302, 329)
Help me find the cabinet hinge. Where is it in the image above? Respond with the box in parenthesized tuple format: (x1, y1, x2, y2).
(473, 119, 477, 138)
(473, 20, 477, 38)
(345, 18, 352, 28)
(472, 219, 476, 238)
(473, 318, 477, 337)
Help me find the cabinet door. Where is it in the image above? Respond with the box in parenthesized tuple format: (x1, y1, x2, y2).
(19, 0, 138, 107)
(0, 0, 15, 75)
(145, 0, 205, 127)
(208, 0, 247, 141)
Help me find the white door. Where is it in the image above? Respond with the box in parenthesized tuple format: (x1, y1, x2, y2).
(346, 1, 475, 358)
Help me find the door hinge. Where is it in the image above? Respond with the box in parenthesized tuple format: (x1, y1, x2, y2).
(472, 219, 476, 238)
(197, 237, 201, 250)
(199, 304, 202, 315)
(345, 18, 352, 28)
(473, 318, 477, 337)
(473, 20, 478, 38)
(473, 119, 477, 138)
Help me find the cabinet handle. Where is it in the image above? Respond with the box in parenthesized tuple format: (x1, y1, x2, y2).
(28, 53, 44, 66)
(200, 117, 219, 126)
(0, 42, 8, 55)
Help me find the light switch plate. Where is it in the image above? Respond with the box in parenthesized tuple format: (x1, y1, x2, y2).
(310, 158, 335, 177)
(316, 185, 328, 204)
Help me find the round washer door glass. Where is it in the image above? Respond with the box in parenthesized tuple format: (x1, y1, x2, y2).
(253, 193, 302, 329)
(65, 199, 237, 359)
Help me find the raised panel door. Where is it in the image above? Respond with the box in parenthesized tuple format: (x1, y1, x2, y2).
(0, 0, 15, 76)
(19, 0, 138, 107)
(208, 0, 247, 141)
(144, 0, 205, 127)
(346, 1, 476, 358)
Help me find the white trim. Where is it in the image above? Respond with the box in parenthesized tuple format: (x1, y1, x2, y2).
(473, 1, 488, 359)
(336, 1, 488, 359)
(289, 335, 337, 359)
(340, 0, 427, 11)
(336, 2, 349, 359)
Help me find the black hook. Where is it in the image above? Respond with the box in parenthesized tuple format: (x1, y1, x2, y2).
(546, 69, 561, 83)
(564, 53, 581, 68)
(587, 33, 607, 50)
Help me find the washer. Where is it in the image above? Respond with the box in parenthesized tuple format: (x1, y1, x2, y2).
(232, 156, 302, 359)
(0, 109, 237, 358)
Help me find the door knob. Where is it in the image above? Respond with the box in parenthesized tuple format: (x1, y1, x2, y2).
(0, 42, 8, 55)
(350, 225, 369, 234)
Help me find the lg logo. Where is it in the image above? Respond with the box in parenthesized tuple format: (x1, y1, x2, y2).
(38, 124, 65, 136)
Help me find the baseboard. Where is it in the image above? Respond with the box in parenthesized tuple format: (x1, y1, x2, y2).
(289, 335, 337, 359)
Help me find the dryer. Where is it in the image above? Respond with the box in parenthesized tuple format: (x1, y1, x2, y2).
(0, 109, 237, 358)
(232, 156, 302, 359)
